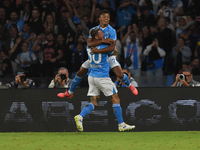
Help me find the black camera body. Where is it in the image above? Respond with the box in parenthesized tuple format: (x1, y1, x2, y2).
(59, 73, 66, 81)
(179, 74, 185, 80)
(20, 75, 27, 82)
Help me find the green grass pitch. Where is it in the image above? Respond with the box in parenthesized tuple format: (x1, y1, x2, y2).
(0, 131, 199, 150)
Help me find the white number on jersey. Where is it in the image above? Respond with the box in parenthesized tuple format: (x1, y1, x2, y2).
(87, 47, 102, 64)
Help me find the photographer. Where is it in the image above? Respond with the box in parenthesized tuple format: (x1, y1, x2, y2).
(48, 67, 72, 88)
(9, 68, 36, 88)
(171, 68, 200, 87)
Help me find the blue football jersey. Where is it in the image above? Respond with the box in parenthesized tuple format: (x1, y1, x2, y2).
(87, 24, 117, 77)
(89, 24, 117, 40)
(87, 44, 112, 78)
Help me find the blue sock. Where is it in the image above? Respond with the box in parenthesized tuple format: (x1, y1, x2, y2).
(69, 75, 82, 93)
(122, 84, 127, 87)
(113, 103, 124, 124)
(80, 103, 95, 118)
(120, 73, 130, 87)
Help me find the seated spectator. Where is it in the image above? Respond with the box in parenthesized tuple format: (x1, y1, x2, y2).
(157, 17, 173, 75)
(19, 1, 33, 22)
(98, 0, 115, 16)
(156, 1, 176, 33)
(121, 25, 143, 76)
(171, 68, 200, 87)
(178, 14, 198, 51)
(176, 16, 187, 40)
(81, 15, 93, 29)
(177, 61, 190, 74)
(25, 30, 38, 53)
(32, 32, 48, 64)
(43, 14, 58, 35)
(171, 37, 192, 74)
(117, 0, 137, 31)
(64, 0, 91, 24)
(29, 9, 44, 35)
(135, 6, 156, 31)
(57, 10, 76, 39)
(56, 33, 73, 73)
(21, 21, 30, 40)
(149, 23, 158, 39)
(74, 0, 91, 20)
(90, 3, 102, 27)
(48, 67, 72, 88)
(186, 14, 199, 57)
(138, 0, 163, 17)
(2, 0, 15, 21)
(35, 32, 64, 77)
(9, 68, 36, 88)
(195, 35, 200, 62)
(143, 36, 166, 76)
(40, 0, 56, 16)
(0, 24, 23, 61)
(140, 25, 152, 75)
(164, 17, 175, 34)
(0, 8, 6, 26)
(157, 0, 175, 24)
(15, 42, 37, 77)
(71, 42, 88, 78)
(170, 0, 184, 20)
(0, 50, 13, 77)
(7, 11, 24, 32)
(68, 3, 90, 42)
(189, 57, 200, 75)
(76, 34, 87, 48)
(115, 68, 138, 87)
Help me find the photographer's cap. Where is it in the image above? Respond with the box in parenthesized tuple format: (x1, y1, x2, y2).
(15, 68, 25, 76)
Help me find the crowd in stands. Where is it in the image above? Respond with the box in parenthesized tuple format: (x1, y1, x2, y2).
(0, 0, 200, 81)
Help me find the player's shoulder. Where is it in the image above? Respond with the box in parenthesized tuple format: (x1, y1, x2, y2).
(107, 24, 116, 32)
(89, 25, 99, 31)
(107, 24, 115, 30)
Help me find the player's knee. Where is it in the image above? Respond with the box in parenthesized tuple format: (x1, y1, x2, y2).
(77, 67, 88, 77)
(113, 66, 124, 78)
(91, 101, 98, 106)
(77, 69, 85, 77)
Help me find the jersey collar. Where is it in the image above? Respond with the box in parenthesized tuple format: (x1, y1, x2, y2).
(98, 24, 110, 30)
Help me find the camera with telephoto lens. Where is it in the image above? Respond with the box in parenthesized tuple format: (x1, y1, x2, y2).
(59, 73, 66, 81)
(20, 75, 27, 82)
(179, 74, 185, 80)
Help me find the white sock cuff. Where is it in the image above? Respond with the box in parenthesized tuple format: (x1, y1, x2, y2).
(68, 90, 74, 95)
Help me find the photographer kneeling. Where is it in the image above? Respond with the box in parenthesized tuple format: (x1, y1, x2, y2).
(48, 67, 72, 88)
(9, 68, 36, 88)
(171, 68, 200, 87)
